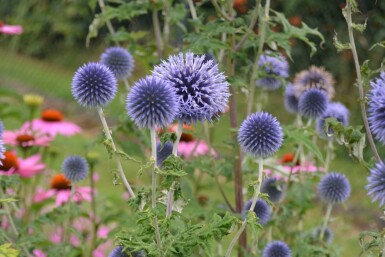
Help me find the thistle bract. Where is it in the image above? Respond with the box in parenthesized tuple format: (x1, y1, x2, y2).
(62, 155, 89, 182)
(100, 47, 135, 80)
(238, 112, 283, 158)
(318, 172, 350, 204)
(316, 102, 349, 138)
(126, 76, 178, 129)
(262, 241, 291, 257)
(72, 62, 117, 108)
(366, 160, 385, 207)
(298, 88, 328, 118)
(368, 72, 385, 144)
(153, 52, 230, 124)
(256, 52, 289, 90)
(243, 199, 271, 225)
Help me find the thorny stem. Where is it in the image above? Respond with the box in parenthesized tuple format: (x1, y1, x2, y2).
(150, 128, 163, 254)
(97, 107, 135, 198)
(320, 204, 333, 241)
(225, 158, 264, 257)
(152, 8, 164, 58)
(246, 0, 271, 116)
(344, 1, 381, 163)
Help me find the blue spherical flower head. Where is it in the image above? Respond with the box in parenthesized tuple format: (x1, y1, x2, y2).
(243, 199, 271, 225)
(256, 52, 289, 90)
(262, 241, 291, 257)
(366, 161, 385, 207)
(157, 141, 173, 167)
(368, 72, 385, 144)
(126, 76, 178, 129)
(153, 52, 230, 124)
(108, 246, 146, 257)
(261, 177, 284, 203)
(298, 88, 328, 119)
(318, 172, 351, 204)
(314, 226, 333, 244)
(62, 155, 89, 182)
(238, 112, 283, 158)
(100, 47, 135, 80)
(284, 84, 299, 114)
(316, 102, 349, 138)
(72, 62, 117, 108)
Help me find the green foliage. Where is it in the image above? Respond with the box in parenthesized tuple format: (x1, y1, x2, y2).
(0, 244, 19, 257)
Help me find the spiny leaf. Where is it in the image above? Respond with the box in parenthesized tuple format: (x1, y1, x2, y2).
(333, 32, 351, 52)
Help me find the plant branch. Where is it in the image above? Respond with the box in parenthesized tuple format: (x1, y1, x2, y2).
(152, 8, 164, 58)
(320, 203, 333, 241)
(210, 0, 234, 21)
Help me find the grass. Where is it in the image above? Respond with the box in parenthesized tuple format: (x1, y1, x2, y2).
(0, 46, 380, 256)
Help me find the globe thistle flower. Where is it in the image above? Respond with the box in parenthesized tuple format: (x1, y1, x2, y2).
(262, 241, 291, 257)
(243, 199, 271, 225)
(126, 76, 178, 129)
(368, 72, 385, 144)
(316, 102, 349, 138)
(366, 161, 385, 207)
(152, 52, 230, 124)
(238, 112, 283, 158)
(108, 246, 146, 257)
(157, 141, 173, 167)
(61, 155, 89, 182)
(318, 172, 351, 204)
(261, 177, 284, 203)
(284, 84, 299, 114)
(313, 226, 333, 244)
(0, 120, 4, 135)
(298, 88, 328, 119)
(256, 52, 289, 90)
(293, 66, 335, 99)
(100, 47, 135, 80)
(72, 62, 117, 108)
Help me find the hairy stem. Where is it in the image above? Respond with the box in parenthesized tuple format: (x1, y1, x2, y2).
(225, 158, 264, 257)
(344, 1, 381, 163)
(97, 107, 135, 198)
(320, 203, 333, 241)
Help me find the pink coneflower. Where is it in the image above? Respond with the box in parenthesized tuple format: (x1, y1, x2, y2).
(0, 151, 45, 178)
(34, 174, 93, 206)
(22, 109, 81, 137)
(0, 21, 23, 35)
(3, 128, 53, 148)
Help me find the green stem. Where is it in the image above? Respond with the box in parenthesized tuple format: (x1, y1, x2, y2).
(97, 107, 135, 198)
(150, 128, 163, 255)
(172, 122, 183, 156)
(344, 1, 381, 163)
(123, 79, 131, 91)
(324, 140, 334, 173)
(152, 8, 164, 58)
(225, 158, 264, 257)
(320, 203, 333, 241)
(97, 0, 118, 46)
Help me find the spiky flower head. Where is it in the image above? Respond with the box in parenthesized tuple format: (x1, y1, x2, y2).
(238, 112, 283, 158)
(72, 62, 117, 108)
(152, 52, 230, 124)
(243, 199, 271, 225)
(126, 76, 178, 129)
(316, 102, 349, 138)
(261, 177, 284, 203)
(100, 47, 135, 80)
(366, 161, 385, 208)
(61, 155, 89, 182)
(368, 72, 385, 144)
(157, 141, 173, 167)
(284, 84, 298, 114)
(262, 241, 291, 257)
(298, 88, 328, 118)
(313, 226, 333, 244)
(318, 172, 351, 204)
(108, 246, 146, 257)
(293, 66, 335, 99)
(256, 52, 289, 90)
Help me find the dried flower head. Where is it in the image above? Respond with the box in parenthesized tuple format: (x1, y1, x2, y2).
(72, 62, 117, 108)
(126, 76, 178, 128)
(368, 72, 385, 144)
(100, 47, 135, 80)
(316, 102, 349, 138)
(256, 52, 289, 90)
(366, 161, 385, 207)
(318, 172, 351, 204)
(62, 155, 89, 182)
(243, 199, 271, 225)
(261, 177, 284, 203)
(298, 88, 328, 118)
(293, 66, 335, 99)
(238, 112, 283, 158)
(153, 52, 230, 123)
(262, 241, 291, 257)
